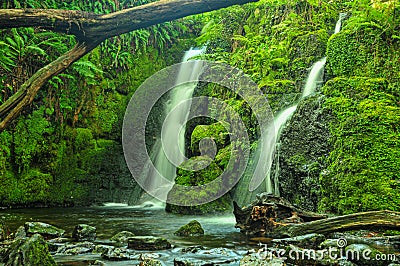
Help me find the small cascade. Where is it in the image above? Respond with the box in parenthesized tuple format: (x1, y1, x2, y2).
(137, 47, 205, 205)
(234, 13, 346, 206)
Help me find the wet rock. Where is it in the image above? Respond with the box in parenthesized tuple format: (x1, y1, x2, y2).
(174, 256, 237, 266)
(272, 233, 326, 249)
(345, 244, 386, 266)
(92, 260, 106, 266)
(14, 226, 26, 239)
(140, 259, 162, 266)
(101, 246, 138, 261)
(72, 224, 96, 241)
(284, 244, 356, 266)
(240, 254, 284, 266)
(139, 253, 161, 260)
(110, 230, 135, 245)
(326, 233, 400, 253)
(0, 221, 7, 241)
(24, 222, 65, 239)
(175, 247, 241, 265)
(175, 220, 204, 237)
(93, 244, 114, 254)
(128, 236, 171, 250)
(278, 95, 331, 211)
(56, 241, 95, 255)
(4, 234, 56, 265)
(179, 246, 205, 253)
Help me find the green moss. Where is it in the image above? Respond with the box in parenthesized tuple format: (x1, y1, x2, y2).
(174, 220, 204, 236)
(6, 234, 56, 266)
(319, 77, 400, 214)
(191, 122, 229, 156)
(166, 156, 232, 214)
(326, 26, 400, 80)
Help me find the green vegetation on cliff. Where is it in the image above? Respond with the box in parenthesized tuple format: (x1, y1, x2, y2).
(0, 0, 399, 216)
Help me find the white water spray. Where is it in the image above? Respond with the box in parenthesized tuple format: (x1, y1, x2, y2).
(138, 47, 205, 203)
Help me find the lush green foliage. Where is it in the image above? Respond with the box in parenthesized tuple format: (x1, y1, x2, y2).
(320, 77, 400, 214)
(0, 0, 197, 206)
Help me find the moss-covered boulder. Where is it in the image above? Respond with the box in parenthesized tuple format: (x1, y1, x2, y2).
(166, 156, 233, 214)
(174, 220, 205, 237)
(191, 122, 229, 156)
(4, 234, 56, 266)
(24, 222, 65, 239)
(127, 236, 171, 250)
(72, 224, 96, 242)
(110, 231, 135, 245)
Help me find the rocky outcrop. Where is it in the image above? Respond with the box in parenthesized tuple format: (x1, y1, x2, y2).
(174, 220, 204, 237)
(277, 94, 331, 211)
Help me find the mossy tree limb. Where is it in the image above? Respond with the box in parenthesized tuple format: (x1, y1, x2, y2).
(0, 0, 258, 131)
(275, 210, 400, 238)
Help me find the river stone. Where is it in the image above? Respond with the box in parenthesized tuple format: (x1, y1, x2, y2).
(175, 220, 204, 237)
(56, 241, 95, 255)
(110, 230, 135, 245)
(24, 222, 65, 239)
(140, 259, 162, 266)
(272, 233, 326, 249)
(93, 244, 114, 254)
(72, 224, 96, 241)
(128, 236, 171, 250)
(240, 254, 284, 266)
(101, 246, 137, 261)
(14, 226, 26, 239)
(4, 234, 56, 265)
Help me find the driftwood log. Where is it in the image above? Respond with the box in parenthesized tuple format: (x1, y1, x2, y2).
(233, 193, 400, 238)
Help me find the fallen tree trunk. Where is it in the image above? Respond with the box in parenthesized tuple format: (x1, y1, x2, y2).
(234, 193, 400, 238)
(0, 0, 258, 131)
(275, 210, 400, 238)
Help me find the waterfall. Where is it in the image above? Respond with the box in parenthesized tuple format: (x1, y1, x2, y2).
(234, 13, 346, 206)
(137, 47, 205, 205)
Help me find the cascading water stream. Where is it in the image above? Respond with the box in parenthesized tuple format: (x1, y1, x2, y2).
(266, 13, 346, 195)
(136, 47, 205, 206)
(234, 13, 346, 206)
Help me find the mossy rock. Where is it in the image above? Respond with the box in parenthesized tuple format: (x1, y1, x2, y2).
(127, 236, 171, 250)
(174, 220, 204, 237)
(110, 231, 136, 245)
(72, 224, 96, 241)
(191, 122, 229, 156)
(24, 222, 65, 239)
(166, 156, 233, 214)
(4, 234, 56, 266)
